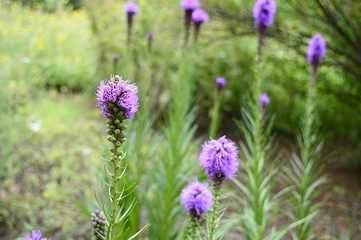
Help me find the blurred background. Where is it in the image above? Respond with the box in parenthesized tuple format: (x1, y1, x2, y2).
(0, 0, 360, 239)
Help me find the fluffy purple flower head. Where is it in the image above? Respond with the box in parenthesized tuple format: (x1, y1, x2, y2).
(23, 230, 49, 240)
(307, 34, 327, 67)
(96, 75, 139, 119)
(259, 93, 270, 106)
(199, 136, 239, 182)
(180, 0, 200, 11)
(253, 0, 277, 27)
(180, 179, 213, 218)
(216, 76, 226, 90)
(124, 1, 139, 14)
(192, 9, 209, 24)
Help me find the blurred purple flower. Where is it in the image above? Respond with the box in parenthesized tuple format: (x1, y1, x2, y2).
(91, 210, 108, 240)
(259, 93, 270, 107)
(199, 136, 239, 183)
(180, 179, 213, 219)
(192, 9, 209, 24)
(180, 0, 200, 11)
(96, 75, 139, 119)
(113, 54, 120, 62)
(216, 76, 226, 90)
(23, 230, 49, 240)
(307, 34, 327, 68)
(124, 1, 139, 13)
(253, 0, 276, 27)
(146, 31, 153, 39)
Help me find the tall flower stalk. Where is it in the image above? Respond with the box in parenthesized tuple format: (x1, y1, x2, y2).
(209, 77, 226, 138)
(124, 1, 139, 45)
(181, 0, 200, 47)
(199, 136, 239, 240)
(290, 34, 327, 240)
(180, 179, 213, 239)
(192, 9, 209, 43)
(236, 1, 278, 239)
(96, 75, 146, 240)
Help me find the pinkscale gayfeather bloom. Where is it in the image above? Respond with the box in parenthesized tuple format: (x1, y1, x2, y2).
(180, 179, 213, 219)
(96, 75, 139, 119)
(199, 136, 239, 183)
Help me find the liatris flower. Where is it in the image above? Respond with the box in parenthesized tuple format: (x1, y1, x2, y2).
(23, 230, 50, 240)
(253, 0, 276, 28)
(199, 136, 239, 184)
(97, 75, 139, 146)
(124, 1, 139, 45)
(215, 76, 226, 90)
(181, 0, 200, 11)
(181, 0, 201, 47)
(91, 209, 108, 240)
(97, 75, 139, 119)
(180, 179, 213, 219)
(259, 93, 270, 107)
(253, 0, 276, 56)
(307, 34, 327, 72)
(192, 9, 209, 42)
(259, 93, 271, 115)
(146, 31, 153, 53)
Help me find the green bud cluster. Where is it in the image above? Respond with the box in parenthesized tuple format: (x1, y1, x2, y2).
(106, 105, 128, 148)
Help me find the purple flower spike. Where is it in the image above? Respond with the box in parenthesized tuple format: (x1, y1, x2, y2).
(199, 136, 239, 183)
(180, 179, 213, 219)
(307, 34, 327, 68)
(96, 75, 139, 119)
(91, 210, 108, 240)
(216, 76, 226, 90)
(259, 93, 270, 106)
(192, 9, 209, 24)
(253, 0, 277, 27)
(23, 230, 50, 240)
(180, 0, 200, 11)
(124, 1, 139, 14)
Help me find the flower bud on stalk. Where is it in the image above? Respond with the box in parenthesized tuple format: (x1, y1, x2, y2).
(253, 0, 276, 57)
(192, 9, 209, 43)
(307, 34, 327, 78)
(259, 93, 270, 115)
(96, 75, 139, 237)
(180, 0, 200, 46)
(124, 1, 139, 45)
(146, 31, 153, 53)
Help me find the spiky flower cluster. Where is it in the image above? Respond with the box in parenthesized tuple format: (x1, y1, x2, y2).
(259, 93, 270, 107)
(192, 9, 209, 24)
(180, 0, 200, 11)
(91, 210, 108, 240)
(199, 136, 239, 183)
(307, 34, 327, 69)
(124, 1, 139, 13)
(97, 75, 139, 119)
(253, 0, 277, 27)
(216, 76, 226, 90)
(180, 179, 213, 219)
(23, 230, 50, 240)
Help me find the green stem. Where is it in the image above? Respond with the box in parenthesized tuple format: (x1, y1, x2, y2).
(208, 182, 220, 240)
(186, 215, 198, 240)
(209, 90, 221, 138)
